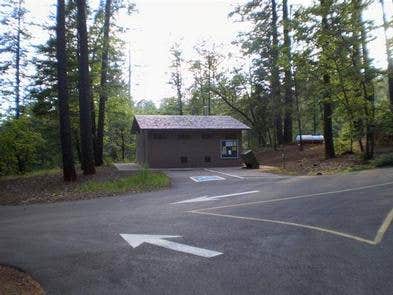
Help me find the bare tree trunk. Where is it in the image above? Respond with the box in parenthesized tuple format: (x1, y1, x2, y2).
(177, 83, 183, 115)
(283, 0, 293, 144)
(56, 0, 77, 182)
(313, 97, 317, 135)
(76, 0, 96, 174)
(293, 72, 303, 151)
(357, 0, 375, 159)
(320, 0, 335, 159)
(90, 91, 97, 163)
(351, 0, 367, 155)
(128, 43, 132, 101)
(361, 43, 375, 160)
(15, 0, 22, 119)
(73, 129, 82, 164)
(379, 0, 393, 112)
(271, 0, 283, 145)
(322, 90, 335, 158)
(207, 56, 212, 115)
(95, 0, 112, 166)
(121, 131, 125, 161)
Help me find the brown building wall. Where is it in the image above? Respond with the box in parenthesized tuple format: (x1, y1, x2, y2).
(136, 130, 243, 168)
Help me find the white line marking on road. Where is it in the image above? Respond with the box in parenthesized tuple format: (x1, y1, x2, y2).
(190, 211, 377, 245)
(191, 181, 393, 212)
(188, 181, 393, 245)
(190, 175, 226, 182)
(172, 190, 260, 204)
(204, 168, 244, 179)
(190, 208, 393, 246)
(374, 208, 393, 244)
(120, 234, 223, 258)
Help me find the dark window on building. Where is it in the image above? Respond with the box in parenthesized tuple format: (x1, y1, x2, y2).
(204, 156, 211, 163)
(153, 133, 167, 140)
(201, 133, 212, 139)
(221, 139, 238, 159)
(178, 134, 191, 140)
(180, 156, 188, 163)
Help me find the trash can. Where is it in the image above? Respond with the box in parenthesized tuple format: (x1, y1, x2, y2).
(241, 150, 259, 169)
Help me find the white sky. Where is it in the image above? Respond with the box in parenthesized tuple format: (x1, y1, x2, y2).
(25, 0, 393, 106)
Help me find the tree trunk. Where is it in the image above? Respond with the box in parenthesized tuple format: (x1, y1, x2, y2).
(320, 0, 335, 159)
(56, 0, 77, 182)
(177, 83, 183, 115)
(282, 0, 293, 144)
(361, 26, 375, 160)
(351, 0, 367, 155)
(15, 0, 22, 119)
(358, 0, 375, 159)
(90, 90, 97, 163)
(76, 0, 96, 174)
(271, 0, 283, 145)
(322, 87, 335, 159)
(379, 0, 393, 112)
(313, 96, 317, 134)
(95, 0, 112, 166)
(73, 129, 82, 164)
(293, 71, 303, 151)
(207, 56, 212, 115)
(128, 43, 132, 101)
(121, 131, 125, 161)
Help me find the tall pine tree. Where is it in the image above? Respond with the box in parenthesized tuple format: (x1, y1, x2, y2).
(76, 0, 96, 174)
(56, 0, 77, 182)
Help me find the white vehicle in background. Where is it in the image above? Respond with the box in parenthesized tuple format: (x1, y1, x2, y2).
(295, 134, 324, 144)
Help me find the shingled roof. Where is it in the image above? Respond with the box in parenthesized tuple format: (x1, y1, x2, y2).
(132, 115, 250, 132)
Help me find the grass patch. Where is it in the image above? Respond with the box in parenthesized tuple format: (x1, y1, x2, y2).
(77, 170, 170, 194)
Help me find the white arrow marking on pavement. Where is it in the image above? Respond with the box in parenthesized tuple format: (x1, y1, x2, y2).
(172, 190, 260, 204)
(120, 234, 223, 258)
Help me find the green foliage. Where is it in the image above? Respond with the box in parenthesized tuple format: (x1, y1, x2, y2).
(372, 153, 393, 167)
(105, 94, 135, 161)
(159, 97, 180, 115)
(0, 116, 45, 175)
(78, 170, 170, 193)
(375, 100, 393, 144)
(134, 99, 158, 114)
(334, 122, 353, 155)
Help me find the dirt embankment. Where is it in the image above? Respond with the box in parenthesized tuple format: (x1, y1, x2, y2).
(0, 265, 44, 295)
(255, 144, 374, 175)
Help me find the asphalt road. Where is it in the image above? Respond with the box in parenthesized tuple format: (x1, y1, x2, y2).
(1, 167, 393, 295)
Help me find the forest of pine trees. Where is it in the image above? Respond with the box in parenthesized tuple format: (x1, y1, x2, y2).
(0, 0, 393, 180)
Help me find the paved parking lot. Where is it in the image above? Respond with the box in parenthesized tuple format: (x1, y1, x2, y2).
(0, 166, 392, 294)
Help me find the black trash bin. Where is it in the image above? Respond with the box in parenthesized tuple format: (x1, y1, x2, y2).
(241, 150, 259, 169)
